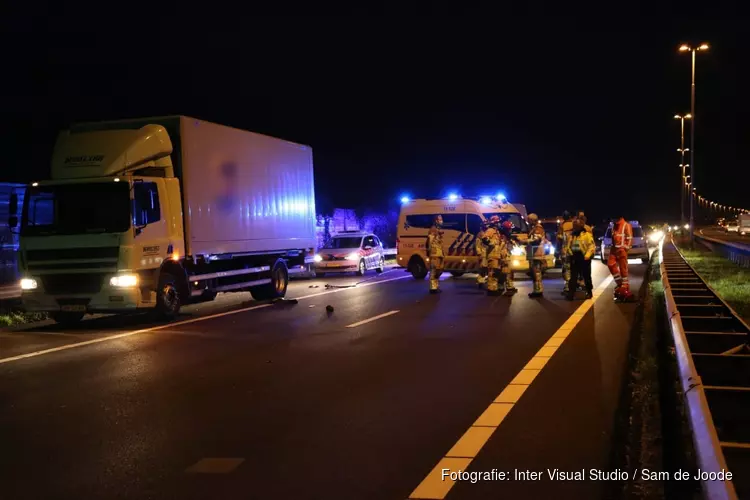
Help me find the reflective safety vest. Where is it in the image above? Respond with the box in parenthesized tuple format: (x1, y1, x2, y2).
(612, 220, 633, 249)
(526, 223, 547, 260)
(427, 227, 445, 257)
(558, 220, 574, 256)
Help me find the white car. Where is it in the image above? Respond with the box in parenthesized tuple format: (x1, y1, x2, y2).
(314, 232, 385, 276)
(601, 221, 649, 264)
(726, 222, 739, 233)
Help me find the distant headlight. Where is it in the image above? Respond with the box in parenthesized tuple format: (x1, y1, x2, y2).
(20, 278, 37, 290)
(110, 274, 138, 288)
(546, 244, 555, 255)
(511, 246, 525, 256)
(649, 231, 664, 243)
(313, 254, 323, 263)
(347, 252, 361, 261)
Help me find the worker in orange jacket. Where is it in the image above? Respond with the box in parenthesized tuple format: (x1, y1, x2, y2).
(608, 216, 634, 302)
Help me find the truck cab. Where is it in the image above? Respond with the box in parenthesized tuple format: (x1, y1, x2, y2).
(12, 118, 316, 325)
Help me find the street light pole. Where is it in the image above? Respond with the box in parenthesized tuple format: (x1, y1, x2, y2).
(689, 49, 696, 243)
(680, 42, 708, 244)
(675, 114, 691, 226)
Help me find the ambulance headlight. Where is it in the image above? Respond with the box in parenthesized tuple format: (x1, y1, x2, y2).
(511, 246, 525, 256)
(313, 254, 323, 263)
(110, 274, 139, 288)
(20, 278, 38, 290)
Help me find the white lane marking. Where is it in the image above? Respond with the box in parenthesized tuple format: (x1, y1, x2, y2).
(346, 310, 400, 328)
(0, 274, 412, 365)
(409, 276, 615, 499)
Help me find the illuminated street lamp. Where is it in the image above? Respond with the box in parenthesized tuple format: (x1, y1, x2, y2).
(679, 43, 709, 243)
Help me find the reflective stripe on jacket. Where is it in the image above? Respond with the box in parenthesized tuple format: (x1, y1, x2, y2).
(612, 220, 633, 249)
(526, 223, 547, 260)
(567, 230, 596, 260)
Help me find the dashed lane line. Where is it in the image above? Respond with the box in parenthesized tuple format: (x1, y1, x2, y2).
(0, 274, 411, 365)
(408, 276, 615, 500)
(346, 310, 400, 328)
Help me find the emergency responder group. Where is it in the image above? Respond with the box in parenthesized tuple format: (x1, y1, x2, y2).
(426, 210, 635, 302)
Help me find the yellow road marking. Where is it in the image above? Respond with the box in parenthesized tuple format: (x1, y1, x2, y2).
(523, 356, 550, 370)
(510, 369, 540, 385)
(536, 345, 559, 357)
(494, 384, 527, 403)
(410, 458, 472, 499)
(473, 403, 513, 427)
(446, 427, 496, 458)
(408, 275, 614, 499)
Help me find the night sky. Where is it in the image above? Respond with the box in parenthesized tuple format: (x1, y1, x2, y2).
(2, 15, 748, 224)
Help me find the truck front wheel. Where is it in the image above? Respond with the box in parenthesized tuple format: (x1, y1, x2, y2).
(51, 311, 84, 326)
(156, 272, 182, 319)
(250, 260, 289, 301)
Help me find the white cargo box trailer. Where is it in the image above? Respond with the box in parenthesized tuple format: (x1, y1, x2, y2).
(12, 116, 317, 324)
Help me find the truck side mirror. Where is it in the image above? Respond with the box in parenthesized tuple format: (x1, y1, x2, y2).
(8, 216, 18, 228)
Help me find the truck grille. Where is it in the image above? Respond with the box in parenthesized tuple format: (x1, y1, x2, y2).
(26, 247, 120, 272)
(41, 274, 105, 295)
(26, 247, 119, 261)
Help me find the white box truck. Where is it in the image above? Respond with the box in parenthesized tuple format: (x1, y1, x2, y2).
(739, 213, 750, 236)
(9, 116, 317, 324)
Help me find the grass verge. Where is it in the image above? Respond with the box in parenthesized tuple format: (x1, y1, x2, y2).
(610, 250, 664, 499)
(678, 247, 750, 323)
(0, 303, 47, 327)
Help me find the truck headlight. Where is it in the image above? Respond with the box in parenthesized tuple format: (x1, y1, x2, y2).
(110, 274, 139, 288)
(511, 246, 525, 256)
(20, 278, 38, 290)
(313, 254, 323, 263)
(347, 252, 360, 261)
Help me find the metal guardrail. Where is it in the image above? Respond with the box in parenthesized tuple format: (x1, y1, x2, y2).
(696, 232, 750, 268)
(661, 237, 748, 499)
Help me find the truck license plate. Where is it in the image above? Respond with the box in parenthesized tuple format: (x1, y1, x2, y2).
(61, 305, 86, 312)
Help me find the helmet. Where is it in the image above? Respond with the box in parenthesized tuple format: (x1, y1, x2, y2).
(488, 215, 501, 226)
(528, 213, 539, 223)
(562, 210, 571, 219)
(501, 220, 513, 231)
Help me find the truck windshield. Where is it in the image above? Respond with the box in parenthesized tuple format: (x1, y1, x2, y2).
(22, 183, 131, 236)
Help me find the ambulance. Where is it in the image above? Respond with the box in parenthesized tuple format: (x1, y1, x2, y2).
(396, 196, 555, 280)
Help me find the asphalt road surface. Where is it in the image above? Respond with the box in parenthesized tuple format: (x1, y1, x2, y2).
(700, 226, 750, 248)
(0, 260, 645, 500)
